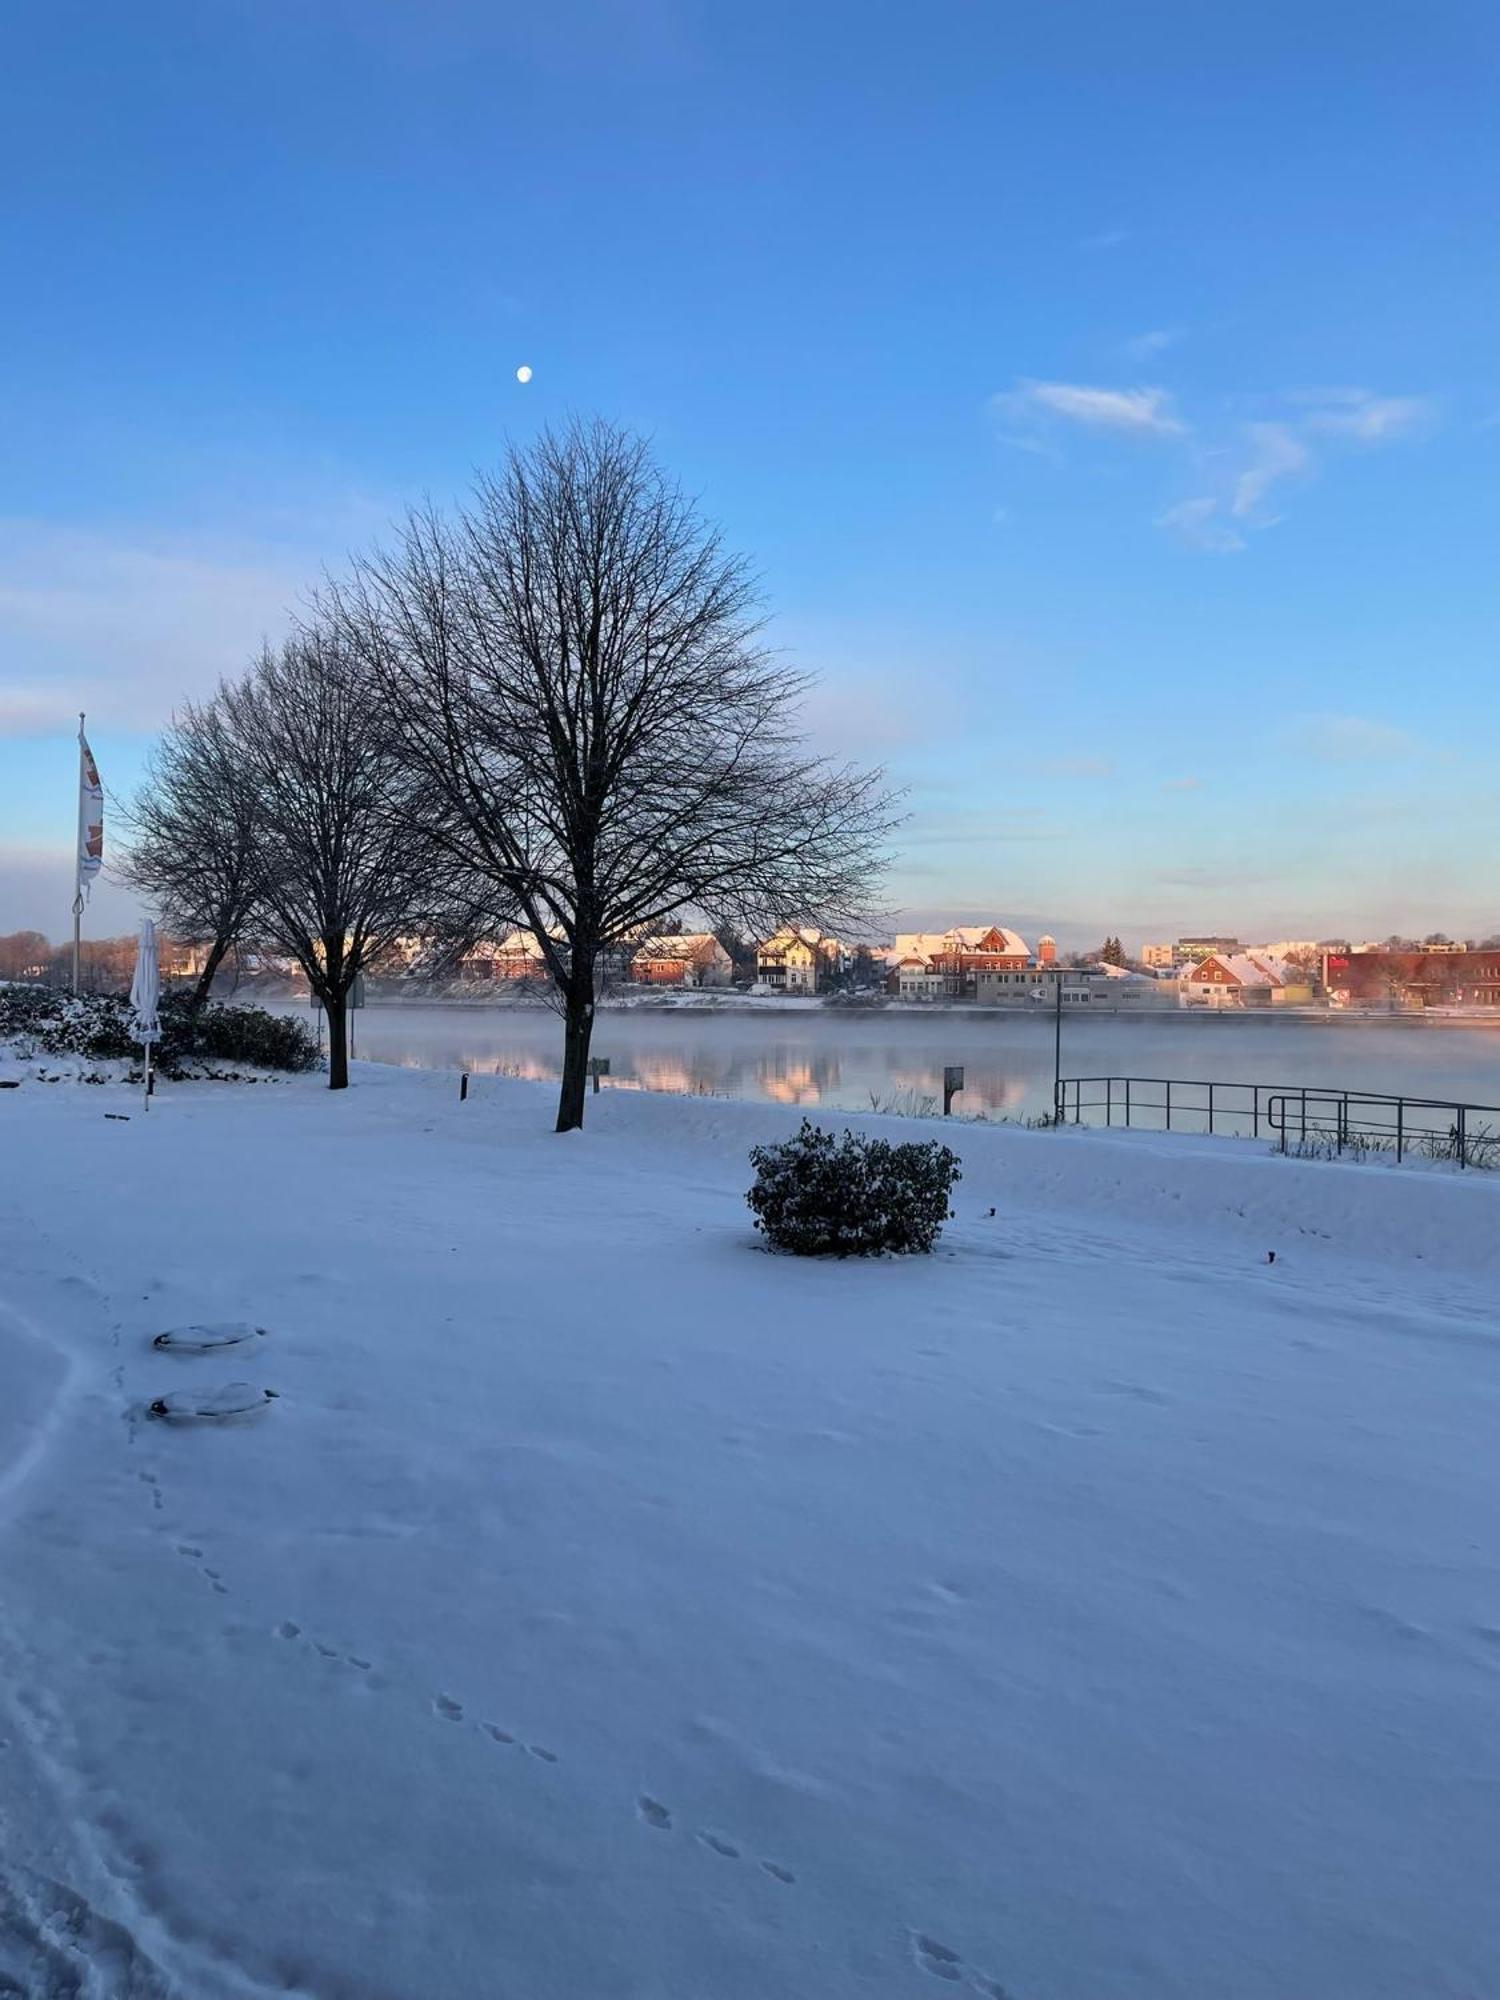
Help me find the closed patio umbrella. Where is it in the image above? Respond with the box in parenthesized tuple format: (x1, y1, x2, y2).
(130, 918, 162, 1109)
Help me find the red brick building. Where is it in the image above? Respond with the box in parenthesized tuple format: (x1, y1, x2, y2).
(1323, 950, 1500, 1009)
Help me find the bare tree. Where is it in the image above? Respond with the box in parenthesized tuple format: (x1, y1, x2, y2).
(224, 628, 439, 1089)
(334, 419, 895, 1130)
(118, 694, 261, 1010)
(0, 931, 50, 982)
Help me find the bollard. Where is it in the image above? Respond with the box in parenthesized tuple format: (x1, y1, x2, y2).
(459, 1072, 469, 1102)
(943, 1065, 964, 1116)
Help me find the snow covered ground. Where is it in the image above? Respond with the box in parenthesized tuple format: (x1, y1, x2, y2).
(1, 1067, 1497, 1999)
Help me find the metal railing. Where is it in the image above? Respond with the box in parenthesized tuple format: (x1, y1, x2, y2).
(1055, 1075, 1500, 1168)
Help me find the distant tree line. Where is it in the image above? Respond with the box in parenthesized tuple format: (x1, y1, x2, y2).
(120, 419, 896, 1126)
(0, 930, 151, 992)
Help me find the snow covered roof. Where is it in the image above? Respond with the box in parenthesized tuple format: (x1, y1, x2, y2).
(632, 933, 722, 961)
(893, 927, 1031, 960)
(470, 930, 548, 961)
(759, 927, 839, 956)
(1185, 952, 1290, 988)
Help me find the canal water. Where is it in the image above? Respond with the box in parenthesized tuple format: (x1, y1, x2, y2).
(310, 1001, 1500, 1125)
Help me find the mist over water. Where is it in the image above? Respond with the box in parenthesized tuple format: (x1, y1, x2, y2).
(310, 1003, 1500, 1124)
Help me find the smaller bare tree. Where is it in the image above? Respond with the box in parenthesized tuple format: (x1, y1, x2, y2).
(224, 628, 441, 1089)
(118, 693, 261, 1010)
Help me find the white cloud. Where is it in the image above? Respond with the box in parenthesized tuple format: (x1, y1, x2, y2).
(1156, 497, 1245, 553)
(992, 380, 1185, 441)
(1298, 389, 1435, 443)
(1081, 228, 1130, 251)
(1162, 775, 1202, 792)
(1231, 423, 1311, 519)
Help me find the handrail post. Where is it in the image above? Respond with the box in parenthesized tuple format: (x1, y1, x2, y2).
(1125, 1076, 1131, 1127)
(1208, 1081, 1214, 1136)
(1459, 1104, 1467, 1170)
(1396, 1098, 1403, 1163)
(1254, 1086, 1260, 1140)
(1165, 1078, 1172, 1131)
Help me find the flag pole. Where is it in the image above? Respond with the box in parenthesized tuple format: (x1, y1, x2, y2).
(72, 711, 86, 994)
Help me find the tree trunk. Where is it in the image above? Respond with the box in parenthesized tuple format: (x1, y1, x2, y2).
(555, 982, 595, 1132)
(188, 937, 230, 1013)
(326, 992, 350, 1090)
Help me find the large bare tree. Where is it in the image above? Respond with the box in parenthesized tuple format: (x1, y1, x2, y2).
(224, 628, 437, 1089)
(118, 693, 261, 1010)
(335, 419, 894, 1130)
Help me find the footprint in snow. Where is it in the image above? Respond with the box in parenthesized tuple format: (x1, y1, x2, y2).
(913, 1934, 964, 1982)
(911, 1932, 1016, 1995)
(636, 1796, 793, 1881)
(433, 1694, 464, 1722)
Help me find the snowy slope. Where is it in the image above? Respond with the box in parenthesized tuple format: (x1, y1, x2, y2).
(1, 1068, 1497, 1999)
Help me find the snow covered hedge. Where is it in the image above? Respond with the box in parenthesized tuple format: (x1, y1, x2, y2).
(746, 1119, 962, 1257)
(0, 987, 319, 1077)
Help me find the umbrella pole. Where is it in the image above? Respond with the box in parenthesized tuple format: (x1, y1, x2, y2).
(144, 1040, 152, 1112)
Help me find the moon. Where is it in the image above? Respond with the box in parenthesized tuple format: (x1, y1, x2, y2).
(515, 365, 533, 384)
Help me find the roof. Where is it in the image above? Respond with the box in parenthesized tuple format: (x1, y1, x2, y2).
(759, 927, 840, 956)
(1185, 952, 1291, 988)
(632, 933, 722, 961)
(470, 931, 548, 960)
(893, 926, 1031, 961)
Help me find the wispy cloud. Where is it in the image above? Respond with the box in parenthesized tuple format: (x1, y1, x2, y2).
(0, 520, 315, 739)
(1297, 388, 1436, 443)
(1231, 422, 1311, 519)
(1122, 327, 1185, 361)
(1161, 775, 1201, 792)
(1153, 387, 1431, 553)
(1287, 713, 1422, 763)
(1156, 497, 1245, 553)
(992, 379, 1186, 441)
(1081, 227, 1130, 251)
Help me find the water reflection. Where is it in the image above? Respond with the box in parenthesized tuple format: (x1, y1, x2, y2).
(325, 1003, 1500, 1128)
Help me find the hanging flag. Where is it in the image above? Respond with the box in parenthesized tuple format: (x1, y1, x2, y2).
(78, 722, 103, 893)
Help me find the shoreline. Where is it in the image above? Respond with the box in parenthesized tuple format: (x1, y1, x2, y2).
(257, 988, 1500, 1029)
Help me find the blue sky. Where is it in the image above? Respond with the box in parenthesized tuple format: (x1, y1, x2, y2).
(3, 0, 1497, 947)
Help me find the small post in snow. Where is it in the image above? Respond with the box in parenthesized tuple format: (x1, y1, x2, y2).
(588, 1057, 610, 1095)
(943, 1065, 964, 1116)
(459, 1072, 469, 1102)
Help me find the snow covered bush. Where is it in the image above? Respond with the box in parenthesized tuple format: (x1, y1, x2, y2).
(746, 1119, 961, 1257)
(173, 998, 319, 1073)
(0, 987, 318, 1076)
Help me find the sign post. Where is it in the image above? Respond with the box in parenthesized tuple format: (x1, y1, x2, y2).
(943, 1065, 964, 1116)
(588, 1056, 610, 1095)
